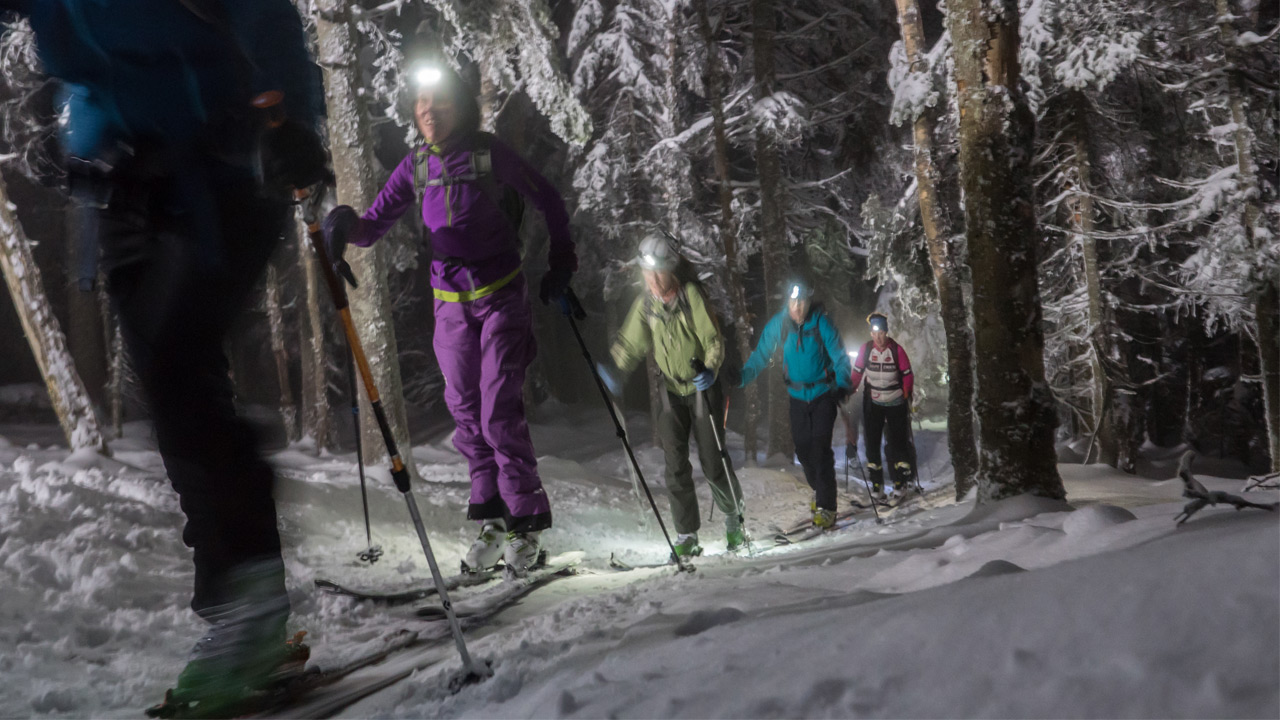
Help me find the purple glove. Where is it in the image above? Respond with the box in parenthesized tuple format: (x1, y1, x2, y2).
(322, 205, 360, 287)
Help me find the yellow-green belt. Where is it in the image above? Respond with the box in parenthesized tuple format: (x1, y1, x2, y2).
(432, 266, 522, 303)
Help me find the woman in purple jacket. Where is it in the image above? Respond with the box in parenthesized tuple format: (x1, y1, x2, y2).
(322, 66, 576, 576)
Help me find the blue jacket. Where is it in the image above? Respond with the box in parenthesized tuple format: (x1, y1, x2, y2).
(17, 0, 321, 162)
(740, 304, 852, 402)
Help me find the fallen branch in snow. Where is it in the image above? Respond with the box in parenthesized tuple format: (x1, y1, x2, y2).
(1242, 472, 1280, 493)
(1174, 452, 1279, 525)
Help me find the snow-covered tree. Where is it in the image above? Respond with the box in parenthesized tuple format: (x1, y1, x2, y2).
(947, 0, 1065, 501)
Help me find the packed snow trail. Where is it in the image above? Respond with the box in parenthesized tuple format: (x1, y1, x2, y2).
(0, 412, 1276, 718)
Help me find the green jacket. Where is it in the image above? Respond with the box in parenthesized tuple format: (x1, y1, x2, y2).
(611, 282, 725, 397)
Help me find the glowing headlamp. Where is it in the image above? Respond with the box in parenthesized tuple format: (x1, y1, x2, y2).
(641, 253, 658, 270)
(414, 65, 443, 89)
(870, 322, 886, 333)
(790, 285, 800, 299)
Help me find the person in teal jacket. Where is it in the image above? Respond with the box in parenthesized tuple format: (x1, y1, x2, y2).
(739, 281, 852, 526)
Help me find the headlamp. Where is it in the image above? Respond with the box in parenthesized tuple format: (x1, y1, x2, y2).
(870, 322, 886, 333)
(414, 65, 443, 89)
(641, 254, 658, 270)
(790, 285, 800, 300)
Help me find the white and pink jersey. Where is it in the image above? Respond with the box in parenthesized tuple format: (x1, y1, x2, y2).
(850, 339, 913, 405)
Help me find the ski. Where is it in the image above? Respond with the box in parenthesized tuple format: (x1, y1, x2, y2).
(146, 629, 423, 719)
(414, 557, 580, 622)
(315, 566, 503, 605)
(771, 507, 862, 543)
(607, 552, 679, 572)
(773, 511, 870, 545)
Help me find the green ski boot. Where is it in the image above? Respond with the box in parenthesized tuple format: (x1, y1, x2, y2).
(673, 533, 703, 558)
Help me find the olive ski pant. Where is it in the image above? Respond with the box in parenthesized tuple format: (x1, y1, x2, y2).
(657, 383, 744, 536)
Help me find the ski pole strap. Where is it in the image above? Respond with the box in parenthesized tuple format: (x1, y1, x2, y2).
(432, 266, 522, 303)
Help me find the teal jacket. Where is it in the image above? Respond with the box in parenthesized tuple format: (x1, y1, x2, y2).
(740, 304, 852, 402)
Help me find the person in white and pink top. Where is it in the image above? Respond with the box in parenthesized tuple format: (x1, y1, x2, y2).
(849, 312, 915, 501)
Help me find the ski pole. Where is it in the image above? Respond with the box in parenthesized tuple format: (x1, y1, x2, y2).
(906, 404, 926, 496)
(561, 289, 692, 572)
(691, 359, 748, 545)
(346, 350, 382, 564)
(844, 393, 881, 523)
(298, 184, 490, 686)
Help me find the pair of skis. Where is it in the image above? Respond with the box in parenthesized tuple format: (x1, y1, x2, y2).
(182, 557, 582, 718)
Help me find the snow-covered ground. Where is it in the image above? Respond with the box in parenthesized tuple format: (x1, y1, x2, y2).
(0, 403, 1276, 718)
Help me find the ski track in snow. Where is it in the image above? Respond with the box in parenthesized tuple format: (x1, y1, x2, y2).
(0, 410, 1276, 719)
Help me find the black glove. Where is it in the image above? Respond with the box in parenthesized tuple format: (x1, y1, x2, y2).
(256, 118, 329, 198)
(720, 364, 742, 389)
(539, 266, 573, 306)
(322, 205, 360, 288)
(833, 386, 850, 404)
(557, 286, 587, 319)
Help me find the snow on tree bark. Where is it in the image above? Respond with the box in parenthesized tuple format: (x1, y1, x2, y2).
(695, 0, 760, 466)
(264, 261, 299, 444)
(946, 0, 1064, 501)
(315, 0, 417, 477)
(1212, 0, 1280, 472)
(296, 211, 335, 452)
(751, 0, 794, 461)
(0, 178, 106, 453)
(894, 0, 978, 498)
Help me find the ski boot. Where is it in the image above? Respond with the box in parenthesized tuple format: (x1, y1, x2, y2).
(870, 484, 889, 505)
(462, 519, 507, 573)
(148, 567, 298, 718)
(503, 531, 541, 579)
(725, 527, 749, 552)
(673, 533, 703, 558)
(813, 507, 837, 529)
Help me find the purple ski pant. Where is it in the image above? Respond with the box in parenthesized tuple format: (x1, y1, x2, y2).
(433, 275, 552, 533)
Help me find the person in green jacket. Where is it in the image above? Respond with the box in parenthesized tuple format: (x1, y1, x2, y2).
(597, 232, 747, 556)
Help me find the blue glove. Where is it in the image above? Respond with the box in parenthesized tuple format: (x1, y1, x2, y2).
(597, 362, 623, 396)
(693, 368, 716, 392)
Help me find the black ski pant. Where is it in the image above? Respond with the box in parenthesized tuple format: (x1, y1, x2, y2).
(862, 397, 913, 490)
(657, 383, 743, 536)
(98, 150, 289, 619)
(789, 392, 838, 512)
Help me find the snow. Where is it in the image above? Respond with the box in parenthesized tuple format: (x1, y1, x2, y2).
(0, 407, 1276, 718)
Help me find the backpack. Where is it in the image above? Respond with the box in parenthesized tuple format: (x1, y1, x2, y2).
(412, 131, 525, 234)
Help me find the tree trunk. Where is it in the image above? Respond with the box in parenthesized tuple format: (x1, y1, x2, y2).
(0, 176, 106, 452)
(107, 314, 124, 438)
(264, 262, 299, 444)
(1066, 96, 1119, 467)
(751, 0, 793, 461)
(696, 0, 760, 466)
(64, 203, 108, 409)
(894, 0, 978, 497)
(1214, 0, 1278, 471)
(315, 0, 416, 476)
(297, 211, 335, 451)
(1258, 280, 1280, 471)
(946, 0, 1064, 502)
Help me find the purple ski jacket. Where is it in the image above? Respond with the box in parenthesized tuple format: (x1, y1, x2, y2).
(353, 132, 576, 296)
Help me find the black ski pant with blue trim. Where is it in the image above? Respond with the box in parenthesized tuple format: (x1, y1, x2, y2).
(789, 392, 838, 512)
